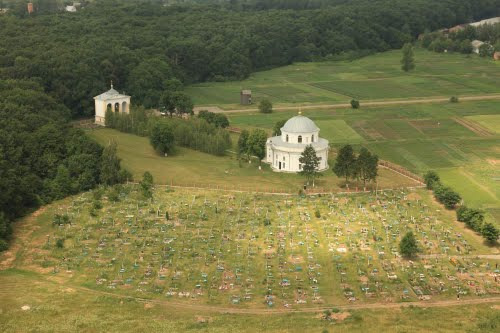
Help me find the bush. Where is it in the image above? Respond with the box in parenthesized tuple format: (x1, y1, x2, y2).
(481, 223, 499, 244)
(433, 184, 461, 209)
(52, 214, 71, 226)
(0, 239, 8, 252)
(56, 238, 65, 248)
(350, 99, 360, 109)
(315, 209, 321, 218)
(399, 231, 419, 258)
(450, 96, 459, 103)
(259, 99, 273, 113)
(423, 171, 440, 190)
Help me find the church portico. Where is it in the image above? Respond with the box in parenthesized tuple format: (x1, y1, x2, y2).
(94, 83, 131, 126)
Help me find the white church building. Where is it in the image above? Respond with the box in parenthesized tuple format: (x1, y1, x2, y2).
(265, 113, 329, 173)
(94, 83, 131, 126)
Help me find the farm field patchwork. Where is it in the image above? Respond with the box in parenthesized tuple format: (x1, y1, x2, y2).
(186, 49, 500, 108)
(227, 100, 500, 217)
(4, 186, 497, 313)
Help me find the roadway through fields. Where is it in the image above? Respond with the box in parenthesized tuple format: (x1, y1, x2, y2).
(205, 94, 500, 114)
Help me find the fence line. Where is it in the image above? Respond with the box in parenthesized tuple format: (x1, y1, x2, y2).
(128, 180, 425, 196)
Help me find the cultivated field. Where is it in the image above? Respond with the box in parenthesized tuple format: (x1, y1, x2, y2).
(226, 100, 500, 223)
(0, 186, 499, 332)
(186, 49, 500, 109)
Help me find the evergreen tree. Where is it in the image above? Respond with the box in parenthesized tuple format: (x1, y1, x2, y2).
(333, 145, 355, 184)
(399, 231, 419, 258)
(100, 141, 122, 186)
(140, 171, 154, 199)
(299, 145, 322, 187)
(401, 43, 415, 72)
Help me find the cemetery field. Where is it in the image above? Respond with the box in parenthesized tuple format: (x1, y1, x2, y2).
(1, 185, 498, 319)
(88, 128, 420, 192)
(227, 100, 500, 222)
(186, 49, 500, 109)
(0, 270, 499, 333)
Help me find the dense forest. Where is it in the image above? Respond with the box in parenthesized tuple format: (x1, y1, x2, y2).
(0, 0, 499, 250)
(0, 79, 132, 250)
(0, 0, 498, 117)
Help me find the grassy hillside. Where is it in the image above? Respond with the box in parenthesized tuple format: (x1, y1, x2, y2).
(0, 185, 498, 332)
(186, 49, 500, 109)
(88, 128, 418, 192)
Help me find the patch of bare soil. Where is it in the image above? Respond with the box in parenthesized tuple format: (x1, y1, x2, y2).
(406, 193, 422, 201)
(0, 207, 47, 270)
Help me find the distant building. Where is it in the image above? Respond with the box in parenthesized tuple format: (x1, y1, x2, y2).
(471, 40, 484, 54)
(65, 5, 77, 12)
(94, 83, 131, 126)
(494, 52, 500, 61)
(27, 2, 34, 14)
(240, 90, 252, 105)
(469, 17, 500, 27)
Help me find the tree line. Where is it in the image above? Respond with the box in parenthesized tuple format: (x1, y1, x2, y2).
(0, 0, 497, 117)
(0, 79, 129, 251)
(424, 171, 498, 244)
(105, 108, 232, 156)
(421, 23, 500, 56)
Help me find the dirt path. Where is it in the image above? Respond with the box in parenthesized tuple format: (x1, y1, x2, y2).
(0, 207, 46, 270)
(420, 254, 500, 259)
(69, 284, 500, 314)
(215, 94, 500, 114)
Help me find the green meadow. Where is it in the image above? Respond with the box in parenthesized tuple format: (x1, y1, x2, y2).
(186, 49, 500, 108)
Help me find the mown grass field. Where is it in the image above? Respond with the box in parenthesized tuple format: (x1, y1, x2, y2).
(186, 49, 500, 109)
(0, 186, 498, 332)
(88, 128, 418, 192)
(227, 100, 500, 223)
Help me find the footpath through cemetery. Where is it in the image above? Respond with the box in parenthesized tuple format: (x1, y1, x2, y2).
(35, 185, 499, 309)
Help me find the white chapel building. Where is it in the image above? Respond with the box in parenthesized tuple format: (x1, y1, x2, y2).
(265, 113, 329, 173)
(94, 83, 131, 126)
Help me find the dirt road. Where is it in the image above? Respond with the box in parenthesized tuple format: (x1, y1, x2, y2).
(214, 94, 500, 114)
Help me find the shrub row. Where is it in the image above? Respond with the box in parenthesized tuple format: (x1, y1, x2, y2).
(424, 171, 498, 244)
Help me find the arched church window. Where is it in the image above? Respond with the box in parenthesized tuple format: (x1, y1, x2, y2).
(298, 135, 302, 143)
(286, 134, 289, 142)
(312, 134, 314, 142)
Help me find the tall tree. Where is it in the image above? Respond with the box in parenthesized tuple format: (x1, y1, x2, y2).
(237, 129, 250, 161)
(333, 145, 355, 184)
(401, 43, 415, 72)
(354, 147, 378, 187)
(100, 141, 122, 186)
(150, 123, 175, 155)
(272, 119, 287, 136)
(247, 129, 268, 167)
(299, 145, 322, 187)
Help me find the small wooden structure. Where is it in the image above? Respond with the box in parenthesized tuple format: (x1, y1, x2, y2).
(240, 90, 252, 105)
(494, 52, 500, 61)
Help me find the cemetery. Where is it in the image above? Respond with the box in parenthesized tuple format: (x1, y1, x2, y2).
(26, 185, 499, 309)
